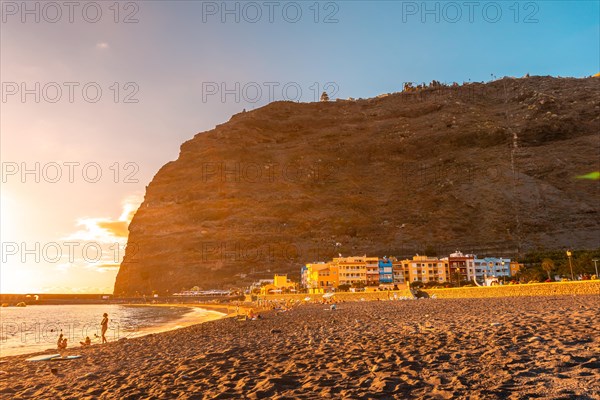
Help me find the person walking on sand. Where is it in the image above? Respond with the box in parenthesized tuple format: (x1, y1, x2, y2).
(100, 313, 109, 344)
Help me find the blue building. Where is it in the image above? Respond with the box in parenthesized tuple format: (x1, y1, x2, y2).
(300, 265, 308, 288)
(473, 257, 511, 284)
(378, 258, 394, 285)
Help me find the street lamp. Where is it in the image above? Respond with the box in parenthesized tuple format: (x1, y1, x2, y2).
(566, 250, 574, 281)
(593, 259, 599, 278)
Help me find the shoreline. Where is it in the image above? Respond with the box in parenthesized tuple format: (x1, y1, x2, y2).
(116, 304, 228, 340)
(0, 304, 231, 359)
(0, 295, 597, 399)
(122, 302, 251, 316)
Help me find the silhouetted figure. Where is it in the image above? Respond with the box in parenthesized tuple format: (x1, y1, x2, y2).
(100, 313, 108, 344)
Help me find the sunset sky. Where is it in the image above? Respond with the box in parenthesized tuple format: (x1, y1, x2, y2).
(1, 1, 599, 293)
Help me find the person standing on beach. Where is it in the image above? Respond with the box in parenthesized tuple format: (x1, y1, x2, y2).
(100, 313, 109, 344)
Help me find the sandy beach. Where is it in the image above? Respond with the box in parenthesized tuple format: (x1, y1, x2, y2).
(0, 295, 598, 399)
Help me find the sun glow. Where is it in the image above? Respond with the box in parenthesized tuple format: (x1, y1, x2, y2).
(0, 193, 143, 294)
(0, 267, 42, 294)
(1, 190, 17, 238)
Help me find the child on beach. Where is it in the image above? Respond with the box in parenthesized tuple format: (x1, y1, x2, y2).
(100, 313, 109, 344)
(57, 333, 63, 349)
(80, 336, 91, 347)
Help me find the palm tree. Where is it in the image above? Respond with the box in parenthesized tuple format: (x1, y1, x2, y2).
(541, 258, 555, 281)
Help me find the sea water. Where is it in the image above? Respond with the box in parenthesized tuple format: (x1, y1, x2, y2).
(0, 304, 224, 357)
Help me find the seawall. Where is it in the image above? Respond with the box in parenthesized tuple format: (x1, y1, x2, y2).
(261, 281, 599, 302)
(420, 280, 600, 299)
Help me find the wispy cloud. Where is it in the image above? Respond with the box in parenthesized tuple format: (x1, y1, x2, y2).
(58, 194, 143, 273)
(96, 220, 129, 238)
(56, 263, 72, 273)
(63, 194, 143, 243)
(96, 42, 110, 50)
(94, 263, 121, 271)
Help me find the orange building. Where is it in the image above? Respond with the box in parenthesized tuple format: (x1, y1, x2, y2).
(401, 255, 449, 284)
(333, 256, 368, 287)
(303, 263, 338, 293)
(509, 261, 523, 276)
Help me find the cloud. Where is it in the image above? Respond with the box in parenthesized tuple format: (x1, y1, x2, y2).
(94, 263, 121, 271)
(58, 194, 143, 272)
(97, 220, 129, 238)
(63, 218, 119, 243)
(63, 194, 143, 243)
(119, 194, 143, 221)
(96, 42, 110, 50)
(56, 263, 72, 273)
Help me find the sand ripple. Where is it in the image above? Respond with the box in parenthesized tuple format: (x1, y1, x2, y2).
(0, 295, 598, 399)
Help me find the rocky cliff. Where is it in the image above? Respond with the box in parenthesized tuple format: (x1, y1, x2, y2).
(114, 76, 600, 295)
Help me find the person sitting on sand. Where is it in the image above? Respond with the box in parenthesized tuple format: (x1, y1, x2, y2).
(80, 336, 91, 347)
(100, 313, 109, 344)
(246, 309, 262, 320)
(58, 338, 68, 350)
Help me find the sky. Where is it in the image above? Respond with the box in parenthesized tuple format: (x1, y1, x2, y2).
(1, 0, 599, 293)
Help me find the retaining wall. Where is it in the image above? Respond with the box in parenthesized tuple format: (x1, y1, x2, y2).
(261, 281, 600, 302)
(419, 281, 600, 299)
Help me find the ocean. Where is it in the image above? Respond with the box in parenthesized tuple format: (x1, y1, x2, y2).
(0, 304, 225, 357)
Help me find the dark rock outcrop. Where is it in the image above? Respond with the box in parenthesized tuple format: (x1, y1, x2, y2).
(114, 76, 600, 295)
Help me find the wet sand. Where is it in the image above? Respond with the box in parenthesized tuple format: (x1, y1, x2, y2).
(0, 295, 598, 399)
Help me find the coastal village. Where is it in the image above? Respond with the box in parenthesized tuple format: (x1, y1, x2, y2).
(250, 252, 525, 295)
(301, 252, 522, 293)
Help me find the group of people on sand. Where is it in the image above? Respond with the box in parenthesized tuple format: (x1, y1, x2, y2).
(57, 312, 110, 350)
(57, 333, 68, 350)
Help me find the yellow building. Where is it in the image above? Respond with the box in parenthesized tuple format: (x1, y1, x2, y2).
(260, 274, 296, 295)
(401, 255, 449, 284)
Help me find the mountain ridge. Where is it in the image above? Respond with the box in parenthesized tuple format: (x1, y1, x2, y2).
(114, 76, 600, 295)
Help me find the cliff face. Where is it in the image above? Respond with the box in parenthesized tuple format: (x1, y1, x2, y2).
(114, 76, 600, 295)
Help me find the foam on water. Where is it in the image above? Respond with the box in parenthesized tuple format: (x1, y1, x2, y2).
(0, 304, 225, 357)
